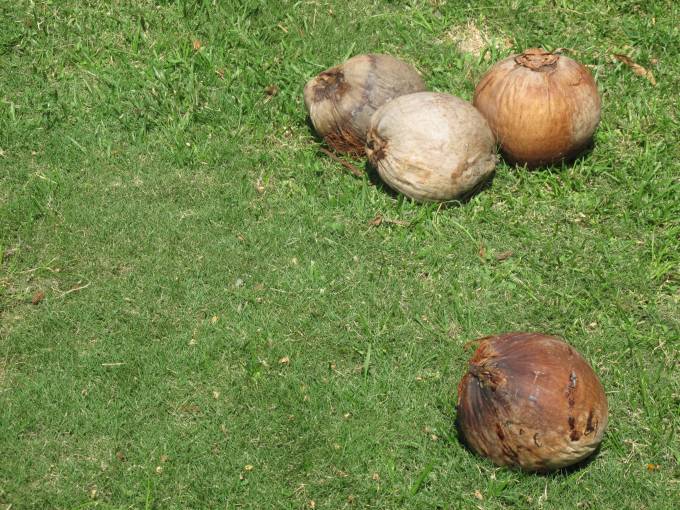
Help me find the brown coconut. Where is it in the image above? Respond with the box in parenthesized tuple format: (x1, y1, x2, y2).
(473, 48, 601, 167)
(457, 332, 608, 472)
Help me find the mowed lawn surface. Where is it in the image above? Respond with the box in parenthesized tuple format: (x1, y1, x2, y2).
(1, 1, 678, 508)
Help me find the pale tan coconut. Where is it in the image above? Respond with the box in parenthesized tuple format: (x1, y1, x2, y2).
(366, 92, 497, 202)
(304, 54, 426, 155)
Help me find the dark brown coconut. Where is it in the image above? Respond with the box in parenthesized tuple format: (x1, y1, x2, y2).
(457, 332, 608, 472)
(473, 48, 600, 167)
(303, 54, 426, 155)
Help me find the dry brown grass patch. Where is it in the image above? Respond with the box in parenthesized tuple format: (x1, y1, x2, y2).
(444, 20, 513, 59)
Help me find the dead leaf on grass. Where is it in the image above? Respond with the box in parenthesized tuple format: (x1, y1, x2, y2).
(179, 403, 200, 414)
(254, 177, 265, 193)
(263, 84, 279, 104)
(495, 250, 513, 261)
(192, 39, 202, 51)
(613, 54, 657, 85)
(368, 213, 409, 227)
(2, 246, 18, 263)
(369, 214, 383, 227)
(31, 290, 45, 305)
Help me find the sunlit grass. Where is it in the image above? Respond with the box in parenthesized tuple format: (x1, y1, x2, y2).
(1, 1, 678, 508)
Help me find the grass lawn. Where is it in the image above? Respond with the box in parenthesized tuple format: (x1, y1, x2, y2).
(1, 0, 679, 508)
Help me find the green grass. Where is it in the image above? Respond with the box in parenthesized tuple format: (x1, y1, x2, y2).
(1, 0, 679, 508)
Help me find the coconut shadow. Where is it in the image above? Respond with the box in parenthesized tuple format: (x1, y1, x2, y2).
(305, 115, 325, 146)
(362, 160, 399, 198)
(306, 115, 498, 205)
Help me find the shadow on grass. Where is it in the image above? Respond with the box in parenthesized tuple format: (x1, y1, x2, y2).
(306, 115, 499, 205)
(314, 153, 498, 207)
(305, 115, 324, 146)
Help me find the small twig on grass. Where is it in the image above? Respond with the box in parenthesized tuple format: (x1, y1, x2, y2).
(21, 257, 59, 274)
(59, 282, 91, 298)
(318, 147, 363, 178)
(368, 213, 410, 227)
(382, 217, 410, 227)
(101, 362, 126, 367)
